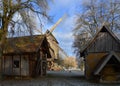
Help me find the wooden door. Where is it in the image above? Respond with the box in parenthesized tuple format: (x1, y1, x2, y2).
(42, 61, 47, 76)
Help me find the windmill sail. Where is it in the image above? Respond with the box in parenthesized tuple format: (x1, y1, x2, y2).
(46, 16, 65, 59)
(46, 15, 66, 36)
(49, 18, 63, 33)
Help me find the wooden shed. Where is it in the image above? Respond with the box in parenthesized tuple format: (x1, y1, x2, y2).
(80, 26, 120, 82)
(2, 35, 52, 78)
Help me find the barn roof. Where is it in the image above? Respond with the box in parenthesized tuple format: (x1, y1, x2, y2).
(80, 26, 120, 54)
(94, 51, 120, 75)
(3, 35, 46, 54)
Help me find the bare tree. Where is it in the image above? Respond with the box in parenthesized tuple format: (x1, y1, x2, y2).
(0, 0, 52, 78)
(73, 0, 120, 58)
(0, 0, 51, 51)
(73, 31, 91, 58)
(63, 57, 77, 69)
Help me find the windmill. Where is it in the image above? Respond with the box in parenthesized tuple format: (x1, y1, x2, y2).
(45, 15, 69, 70)
(45, 15, 66, 60)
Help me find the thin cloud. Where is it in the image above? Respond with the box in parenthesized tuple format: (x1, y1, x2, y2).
(53, 32, 73, 40)
(46, 0, 81, 57)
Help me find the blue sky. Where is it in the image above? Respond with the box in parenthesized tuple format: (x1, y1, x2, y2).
(10, 0, 85, 57)
(44, 0, 82, 57)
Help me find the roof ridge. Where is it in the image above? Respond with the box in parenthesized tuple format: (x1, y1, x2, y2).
(8, 34, 44, 39)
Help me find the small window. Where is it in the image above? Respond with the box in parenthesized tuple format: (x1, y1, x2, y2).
(13, 60, 19, 68)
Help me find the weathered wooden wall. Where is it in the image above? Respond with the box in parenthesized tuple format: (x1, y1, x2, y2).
(21, 55, 29, 76)
(3, 56, 12, 75)
(87, 32, 120, 53)
(85, 53, 106, 79)
(39, 50, 47, 76)
(3, 55, 29, 76)
(29, 54, 36, 76)
(100, 64, 118, 81)
(85, 52, 120, 81)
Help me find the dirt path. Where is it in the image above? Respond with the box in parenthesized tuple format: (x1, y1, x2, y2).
(0, 71, 119, 86)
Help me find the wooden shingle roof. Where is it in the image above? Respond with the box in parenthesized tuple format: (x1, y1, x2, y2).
(3, 35, 46, 54)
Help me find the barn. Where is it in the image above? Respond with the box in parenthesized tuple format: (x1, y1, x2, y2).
(2, 35, 52, 78)
(80, 26, 120, 83)
(0, 16, 63, 79)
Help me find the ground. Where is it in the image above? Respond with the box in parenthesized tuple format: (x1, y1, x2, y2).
(0, 70, 120, 86)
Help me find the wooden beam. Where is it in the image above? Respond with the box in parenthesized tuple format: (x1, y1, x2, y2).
(3, 56, 5, 75)
(20, 55, 21, 79)
(12, 55, 13, 76)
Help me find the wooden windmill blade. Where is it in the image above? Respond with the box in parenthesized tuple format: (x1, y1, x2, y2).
(46, 15, 66, 59)
(46, 14, 66, 36)
(49, 18, 63, 33)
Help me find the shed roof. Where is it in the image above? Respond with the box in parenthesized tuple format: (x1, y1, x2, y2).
(3, 35, 46, 54)
(94, 51, 120, 75)
(80, 26, 120, 54)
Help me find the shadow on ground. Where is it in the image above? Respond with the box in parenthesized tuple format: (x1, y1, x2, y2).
(0, 71, 120, 86)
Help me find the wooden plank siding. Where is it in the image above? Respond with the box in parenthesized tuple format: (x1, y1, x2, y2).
(87, 32, 120, 53)
(3, 56, 12, 75)
(3, 55, 29, 76)
(85, 53, 107, 79)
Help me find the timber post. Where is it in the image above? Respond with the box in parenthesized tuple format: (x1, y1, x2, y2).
(0, 52, 3, 80)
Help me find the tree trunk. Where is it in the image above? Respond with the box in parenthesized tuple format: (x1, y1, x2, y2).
(0, 18, 9, 80)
